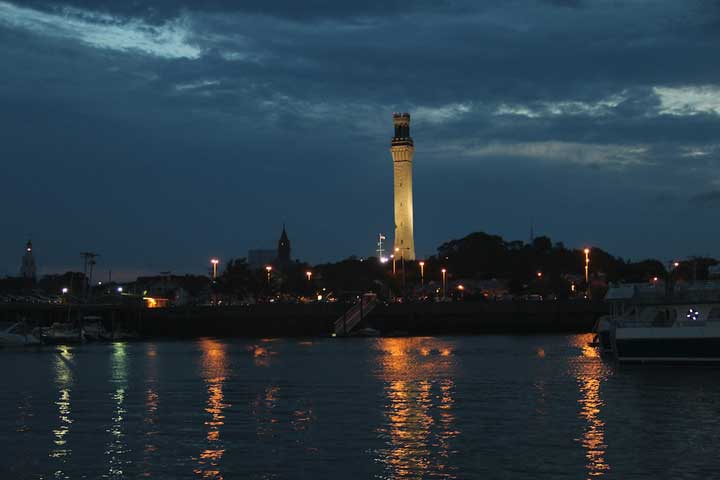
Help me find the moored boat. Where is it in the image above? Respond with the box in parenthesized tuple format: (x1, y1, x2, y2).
(600, 283, 720, 363)
(38, 322, 84, 345)
(0, 321, 41, 347)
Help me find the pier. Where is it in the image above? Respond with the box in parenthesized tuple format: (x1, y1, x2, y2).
(1, 300, 606, 339)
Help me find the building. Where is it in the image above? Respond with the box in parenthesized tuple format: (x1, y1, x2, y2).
(391, 112, 416, 260)
(248, 226, 294, 270)
(20, 240, 37, 281)
(277, 225, 291, 266)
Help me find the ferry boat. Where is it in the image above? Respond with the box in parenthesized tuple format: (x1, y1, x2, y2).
(598, 283, 720, 363)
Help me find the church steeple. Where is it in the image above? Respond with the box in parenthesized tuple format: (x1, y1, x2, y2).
(277, 224, 291, 265)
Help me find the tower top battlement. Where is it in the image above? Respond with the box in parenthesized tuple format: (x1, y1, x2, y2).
(391, 112, 413, 147)
(392, 112, 411, 125)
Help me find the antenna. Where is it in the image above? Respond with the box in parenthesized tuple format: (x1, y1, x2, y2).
(376, 233, 386, 260)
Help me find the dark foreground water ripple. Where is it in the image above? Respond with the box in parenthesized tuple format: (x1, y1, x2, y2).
(2, 334, 719, 479)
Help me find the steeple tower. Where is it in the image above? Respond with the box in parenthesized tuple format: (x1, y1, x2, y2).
(277, 224, 291, 265)
(391, 113, 416, 261)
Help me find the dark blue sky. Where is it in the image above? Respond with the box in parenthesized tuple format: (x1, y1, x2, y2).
(1, 0, 720, 279)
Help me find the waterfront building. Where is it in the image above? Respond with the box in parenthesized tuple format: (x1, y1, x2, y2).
(20, 240, 37, 281)
(391, 113, 416, 260)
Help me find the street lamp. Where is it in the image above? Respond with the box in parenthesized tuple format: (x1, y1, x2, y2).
(457, 284, 464, 300)
(61, 287, 68, 294)
(117, 286, 123, 293)
(583, 248, 590, 285)
(265, 265, 272, 285)
(210, 258, 219, 279)
(393, 247, 400, 275)
(306, 271, 312, 282)
(419, 261, 425, 287)
(391, 254, 396, 275)
(441, 268, 447, 299)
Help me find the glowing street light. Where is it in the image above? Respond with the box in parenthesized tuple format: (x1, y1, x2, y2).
(419, 261, 425, 287)
(210, 258, 220, 279)
(306, 271, 312, 282)
(441, 268, 447, 298)
(393, 247, 400, 275)
(117, 286, 123, 293)
(537, 271, 543, 278)
(584, 248, 590, 285)
(61, 287, 68, 294)
(457, 284, 464, 300)
(265, 265, 273, 284)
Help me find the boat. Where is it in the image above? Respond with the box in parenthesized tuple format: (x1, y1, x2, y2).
(0, 321, 41, 346)
(599, 282, 720, 363)
(37, 322, 84, 345)
(82, 316, 111, 341)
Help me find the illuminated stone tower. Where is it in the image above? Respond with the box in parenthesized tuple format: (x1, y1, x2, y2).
(391, 112, 416, 261)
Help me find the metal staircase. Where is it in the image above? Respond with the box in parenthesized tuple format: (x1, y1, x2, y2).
(334, 293, 378, 336)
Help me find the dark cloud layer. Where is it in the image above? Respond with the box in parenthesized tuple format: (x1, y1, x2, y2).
(1, 0, 719, 277)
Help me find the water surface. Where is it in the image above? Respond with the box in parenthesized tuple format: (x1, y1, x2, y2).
(2, 335, 719, 479)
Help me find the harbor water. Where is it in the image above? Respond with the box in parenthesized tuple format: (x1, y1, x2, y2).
(2, 334, 719, 479)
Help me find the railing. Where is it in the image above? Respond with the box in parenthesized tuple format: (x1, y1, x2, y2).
(334, 293, 378, 336)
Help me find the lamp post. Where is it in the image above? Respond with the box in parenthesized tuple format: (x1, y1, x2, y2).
(211, 258, 219, 279)
(391, 254, 396, 275)
(393, 247, 400, 275)
(583, 248, 590, 285)
(306, 271, 312, 282)
(457, 284, 464, 300)
(441, 268, 447, 299)
(265, 265, 272, 285)
(419, 261, 425, 287)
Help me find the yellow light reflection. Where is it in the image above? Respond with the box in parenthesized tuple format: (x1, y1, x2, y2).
(194, 339, 229, 479)
(50, 346, 74, 479)
(375, 338, 458, 479)
(571, 334, 610, 479)
(254, 386, 280, 439)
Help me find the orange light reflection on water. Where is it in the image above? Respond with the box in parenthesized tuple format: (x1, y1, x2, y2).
(194, 339, 229, 480)
(375, 338, 459, 479)
(571, 334, 610, 479)
(142, 344, 160, 478)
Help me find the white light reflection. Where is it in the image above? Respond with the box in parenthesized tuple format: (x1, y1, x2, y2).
(106, 342, 129, 478)
(50, 346, 74, 479)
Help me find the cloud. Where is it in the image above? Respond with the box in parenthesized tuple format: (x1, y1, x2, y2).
(0, 1, 202, 59)
(174, 79, 221, 92)
(654, 86, 720, 116)
(444, 141, 650, 168)
(414, 103, 473, 124)
(495, 93, 627, 118)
